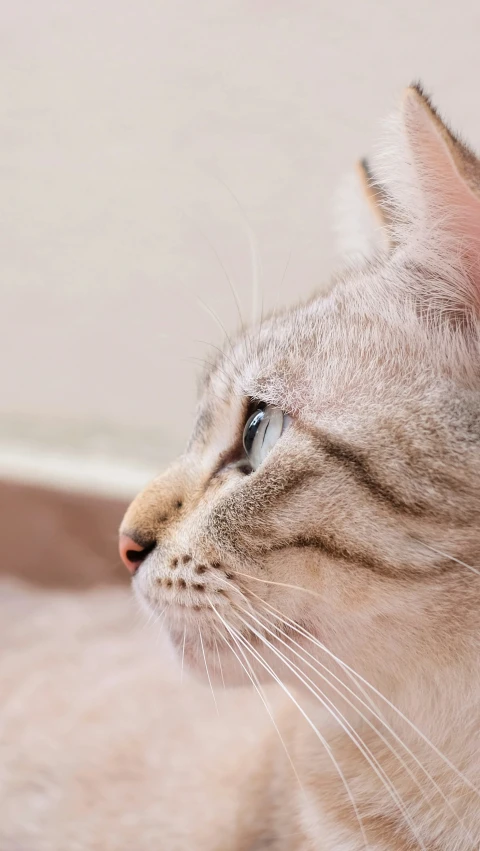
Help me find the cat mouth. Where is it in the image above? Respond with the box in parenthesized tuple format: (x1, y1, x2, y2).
(134, 561, 237, 617)
(166, 600, 213, 616)
(136, 584, 230, 622)
(134, 571, 271, 660)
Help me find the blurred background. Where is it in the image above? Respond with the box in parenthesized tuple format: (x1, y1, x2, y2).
(2, 0, 480, 505)
(3, 4, 480, 845)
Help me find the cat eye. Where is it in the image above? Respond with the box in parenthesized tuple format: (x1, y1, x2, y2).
(243, 405, 291, 471)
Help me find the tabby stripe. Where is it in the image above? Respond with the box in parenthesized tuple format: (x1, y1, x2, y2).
(264, 535, 451, 580)
(262, 533, 395, 576)
(310, 430, 427, 516)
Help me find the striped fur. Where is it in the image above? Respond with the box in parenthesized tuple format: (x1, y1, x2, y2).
(116, 85, 480, 848)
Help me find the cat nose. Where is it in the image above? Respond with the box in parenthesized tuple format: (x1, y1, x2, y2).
(119, 534, 154, 574)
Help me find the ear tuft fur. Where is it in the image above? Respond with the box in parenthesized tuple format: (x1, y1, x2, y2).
(333, 159, 392, 266)
(356, 158, 392, 231)
(369, 82, 480, 315)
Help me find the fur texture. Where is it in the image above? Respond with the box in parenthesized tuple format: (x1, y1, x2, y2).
(0, 580, 295, 850)
(4, 85, 480, 849)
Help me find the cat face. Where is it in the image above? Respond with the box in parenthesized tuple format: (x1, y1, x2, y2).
(120, 86, 480, 696)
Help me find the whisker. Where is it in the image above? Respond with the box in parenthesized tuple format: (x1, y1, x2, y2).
(194, 295, 236, 356)
(209, 173, 262, 326)
(256, 593, 480, 799)
(279, 249, 292, 290)
(254, 295, 265, 367)
(227, 573, 480, 817)
(210, 615, 304, 798)
(181, 625, 186, 685)
(186, 356, 233, 388)
(193, 339, 242, 380)
(220, 618, 369, 850)
(152, 607, 169, 651)
(418, 542, 480, 578)
(140, 603, 158, 631)
(232, 568, 323, 599)
(257, 600, 446, 776)
(167, 273, 236, 359)
(177, 206, 245, 334)
(250, 601, 472, 837)
(233, 607, 426, 849)
(146, 605, 166, 634)
(213, 634, 226, 690)
(198, 627, 219, 716)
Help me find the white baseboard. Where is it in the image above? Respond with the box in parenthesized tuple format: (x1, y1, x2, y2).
(0, 415, 179, 498)
(0, 441, 156, 499)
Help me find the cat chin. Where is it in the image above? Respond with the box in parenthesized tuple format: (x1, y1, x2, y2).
(165, 622, 273, 689)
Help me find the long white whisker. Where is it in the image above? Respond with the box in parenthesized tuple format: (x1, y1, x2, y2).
(180, 626, 186, 685)
(193, 339, 242, 380)
(168, 273, 236, 358)
(253, 606, 434, 781)
(256, 599, 450, 786)
(233, 607, 426, 850)
(186, 357, 233, 392)
(226, 575, 406, 727)
(224, 580, 397, 728)
(210, 615, 304, 798)
(147, 606, 167, 636)
(279, 249, 292, 290)
(137, 597, 164, 632)
(194, 295, 236, 356)
(227, 575, 479, 813)
(418, 543, 480, 578)
(177, 206, 245, 334)
(198, 627, 219, 716)
(221, 619, 370, 851)
(254, 587, 480, 797)
(250, 601, 472, 838)
(213, 634, 226, 690)
(209, 172, 262, 326)
(232, 568, 323, 598)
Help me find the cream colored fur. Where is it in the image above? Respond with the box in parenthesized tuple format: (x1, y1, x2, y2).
(0, 579, 295, 850)
(4, 85, 480, 849)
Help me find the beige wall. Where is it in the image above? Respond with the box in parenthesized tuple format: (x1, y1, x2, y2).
(2, 0, 480, 491)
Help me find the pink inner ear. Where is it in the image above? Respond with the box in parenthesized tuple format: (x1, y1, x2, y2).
(404, 91, 480, 251)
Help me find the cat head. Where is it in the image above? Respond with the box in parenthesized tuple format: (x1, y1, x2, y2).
(119, 85, 480, 695)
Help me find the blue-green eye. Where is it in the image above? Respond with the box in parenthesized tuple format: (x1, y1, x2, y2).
(243, 405, 291, 470)
(243, 409, 265, 454)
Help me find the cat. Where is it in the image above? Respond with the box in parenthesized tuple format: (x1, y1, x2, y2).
(118, 84, 480, 849)
(3, 83, 480, 851)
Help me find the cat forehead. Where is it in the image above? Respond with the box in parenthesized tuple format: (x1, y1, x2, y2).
(203, 274, 413, 399)
(189, 300, 329, 448)
(201, 296, 332, 409)
(196, 260, 478, 439)
(188, 267, 479, 466)
(195, 278, 401, 431)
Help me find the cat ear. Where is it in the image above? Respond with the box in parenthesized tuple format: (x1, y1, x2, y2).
(333, 159, 393, 265)
(384, 84, 480, 311)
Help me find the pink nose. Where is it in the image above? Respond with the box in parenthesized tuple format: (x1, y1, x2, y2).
(119, 534, 152, 574)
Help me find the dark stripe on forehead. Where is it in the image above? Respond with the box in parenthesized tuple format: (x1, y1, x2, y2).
(309, 429, 428, 517)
